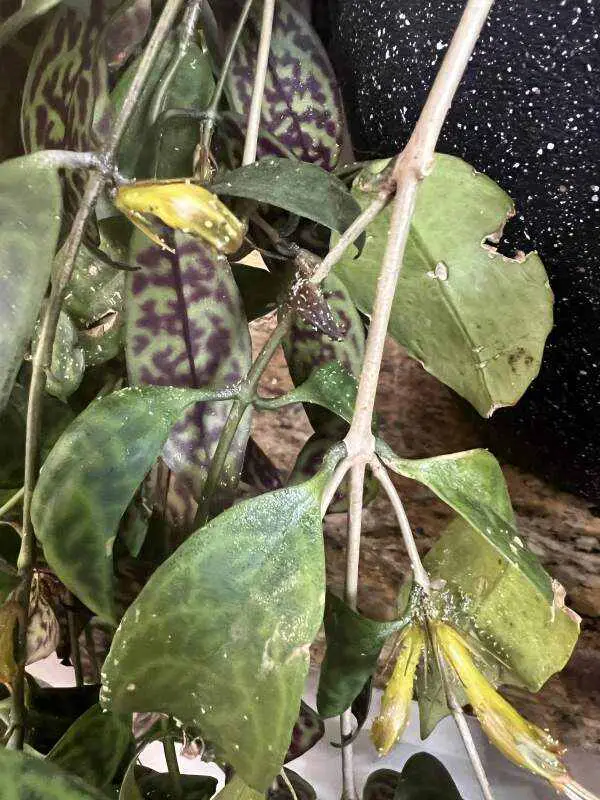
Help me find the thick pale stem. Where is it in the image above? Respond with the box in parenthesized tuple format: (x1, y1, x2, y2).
(163, 735, 183, 800)
(241, 0, 275, 165)
(10, 0, 186, 751)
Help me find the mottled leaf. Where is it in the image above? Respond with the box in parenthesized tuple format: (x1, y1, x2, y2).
(261, 361, 357, 426)
(33, 310, 85, 400)
(104, 0, 151, 72)
(377, 442, 554, 603)
(283, 273, 365, 433)
(423, 518, 580, 692)
(285, 701, 324, 763)
(0, 0, 61, 50)
(211, 158, 362, 241)
(31, 385, 240, 621)
(317, 592, 404, 718)
(0, 747, 108, 799)
(126, 230, 252, 508)
(287, 277, 346, 340)
(79, 310, 124, 367)
(363, 754, 463, 800)
(267, 769, 316, 800)
(48, 704, 133, 789)
(24, 572, 60, 666)
(0, 155, 61, 411)
(136, 768, 217, 800)
(227, 0, 343, 169)
(101, 468, 337, 791)
(335, 155, 553, 417)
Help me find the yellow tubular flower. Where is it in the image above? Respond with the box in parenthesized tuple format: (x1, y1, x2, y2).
(370, 624, 424, 755)
(434, 623, 599, 800)
(115, 181, 245, 255)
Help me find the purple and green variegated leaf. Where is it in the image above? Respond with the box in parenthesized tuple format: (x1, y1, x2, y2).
(288, 433, 378, 514)
(227, 0, 344, 170)
(283, 272, 365, 434)
(126, 229, 252, 508)
(104, 0, 151, 72)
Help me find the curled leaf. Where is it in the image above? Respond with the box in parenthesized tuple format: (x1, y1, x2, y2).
(115, 181, 245, 254)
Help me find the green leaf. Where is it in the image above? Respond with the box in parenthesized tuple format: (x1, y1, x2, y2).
(335, 155, 553, 417)
(317, 592, 405, 718)
(0, 0, 61, 51)
(101, 469, 337, 791)
(260, 361, 357, 425)
(414, 646, 466, 740)
(25, 683, 101, 755)
(119, 757, 143, 800)
(211, 158, 362, 240)
(423, 518, 580, 692)
(363, 754, 464, 800)
(267, 769, 316, 800)
(136, 768, 217, 800)
(0, 747, 108, 799)
(33, 310, 85, 400)
(231, 263, 282, 322)
(377, 441, 553, 603)
(212, 777, 263, 800)
(31, 385, 239, 621)
(0, 524, 19, 603)
(0, 155, 61, 410)
(48, 704, 133, 789)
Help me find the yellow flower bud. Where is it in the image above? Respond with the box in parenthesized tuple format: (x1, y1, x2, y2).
(434, 623, 599, 799)
(370, 624, 424, 755)
(115, 180, 245, 255)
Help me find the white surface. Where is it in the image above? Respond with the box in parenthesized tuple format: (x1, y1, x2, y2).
(27, 658, 600, 798)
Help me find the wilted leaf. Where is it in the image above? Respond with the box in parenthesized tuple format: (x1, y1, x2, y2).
(335, 155, 553, 417)
(227, 0, 343, 169)
(317, 592, 405, 718)
(33, 310, 85, 400)
(101, 468, 336, 791)
(0, 0, 62, 51)
(126, 231, 252, 509)
(377, 442, 554, 603)
(0, 747, 109, 799)
(285, 701, 324, 763)
(362, 754, 464, 800)
(211, 158, 362, 241)
(31, 385, 240, 621)
(0, 155, 61, 410)
(48, 704, 133, 789)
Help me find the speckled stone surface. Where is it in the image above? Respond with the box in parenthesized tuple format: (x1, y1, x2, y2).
(250, 315, 600, 751)
(317, 0, 600, 502)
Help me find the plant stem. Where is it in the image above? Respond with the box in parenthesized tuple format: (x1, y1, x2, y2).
(241, 0, 275, 165)
(195, 312, 292, 526)
(0, 487, 24, 519)
(28, 150, 105, 173)
(369, 458, 430, 591)
(9, 0, 186, 751)
(197, 0, 255, 177)
(163, 734, 183, 800)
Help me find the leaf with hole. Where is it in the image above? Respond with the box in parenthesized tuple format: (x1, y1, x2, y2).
(335, 155, 553, 417)
(211, 158, 362, 244)
(31, 385, 239, 621)
(0, 747, 109, 799)
(362, 754, 464, 800)
(226, 0, 343, 170)
(48, 703, 133, 789)
(100, 467, 337, 791)
(126, 230, 252, 514)
(317, 592, 405, 718)
(0, 155, 61, 411)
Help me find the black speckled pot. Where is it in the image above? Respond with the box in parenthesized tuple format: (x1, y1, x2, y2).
(318, 0, 600, 502)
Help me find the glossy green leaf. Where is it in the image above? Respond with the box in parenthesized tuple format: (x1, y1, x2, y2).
(0, 0, 61, 51)
(211, 158, 362, 240)
(423, 518, 580, 692)
(0, 747, 108, 799)
(212, 777, 263, 800)
(101, 468, 337, 791)
(260, 361, 357, 425)
(31, 385, 239, 621)
(377, 441, 553, 603)
(48, 703, 133, 789)
(33, 310, 85, 400)
(335, 155, 553, 417)
(0, 155, 61, 410)
(317, 592, 405, 718)
(79, 310, 124, 367)
(363, 754, 464, 800)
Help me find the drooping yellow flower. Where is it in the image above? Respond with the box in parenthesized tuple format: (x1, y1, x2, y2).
(434, 622, 598, 800)
(115, 180, 245, 255)
(371, 624, 424, 755)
